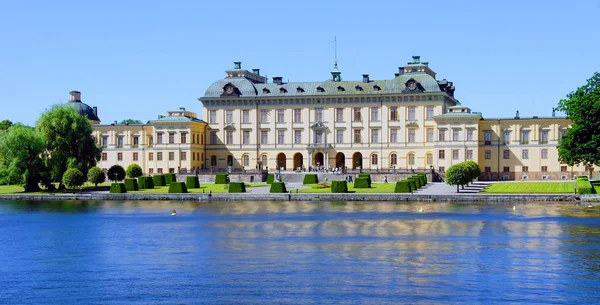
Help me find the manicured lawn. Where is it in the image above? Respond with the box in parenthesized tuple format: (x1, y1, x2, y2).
(298, 183, 398, 193)
(0, 185, 27, 194)
(592, 182, 600, 194)
(481, 182, 575, 194)
(0, 183, 112, 194)
(133, 183, 268, 194)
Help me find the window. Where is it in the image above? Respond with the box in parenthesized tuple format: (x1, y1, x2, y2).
(438, 130, 446, 142)
(503, 131, 510, 145)
(149, 152, 153, 161)
(226, 131, 233, 144)
(390, 154, 397, 166)
(157, 168, 163, 174)
(541, 149, 548, 159)
(294, 130, 302, 144)
(439, 150, 445, 159)
(371, 154, 378, 166)
(132, 136, 139, 148)
(209, 110, 217, 124)
(336, 108, 344, 122)
(408, 128, 416, 143)
(101, 136, 109, 148)
(390, 106, 398, 121)
(559, 129, 567, 143)
(149, 168, 153, 174)
(503, 167, 510, 173)
(336, 129, 343, 144)
(117, 135, 124, 148)
(423, 128, 432, 143)
(426, 105, 434, 120)
(314, 130, 323, 144)
(452, 149, 459, 160)
(408, 153, 415, 166)
(485, 167, 491, 173)
(390, 129, 398, 143)
(181, 152, 186, 161)
(485, 150, 492, 159)
(226, 110, 233, 124)
(439, 166, 445, 173)
(117, 152, 123, 161)
(466, 129, 473, 141)
(452, 129, 459, 141)
(261, 130, 268, 144)
(466, 149, 473, 160)
(371, 129, 379, 144)
(503, 150, 510, 159)
(101, 152, 107, 161)
(521, 130, 530, 144)
(210, 131, 217, 144)
(354, 129, 361, 143)
(181, 133, 187, 144)
(243, 130, 250, 144)
(148, 136, 154, 148)
(157, 152, 163, 161)
(260, 109, 268, 122)
(294, 109, 302, 122)
(540, 130, 549, 144)
(541, 166, 548, 172)
(169, 152, 174, 161)
(277, 130, 284, 144)
(484, 131, 492, 145)
(243, 155, 249, 166)
(561, 166, 568, 172)
(522, 149, 529, 159)
(210, 155, 217, 166)
(353, 107, 362, 121)
(408, 106, 416, 121)
(261, 154, 267, 166)
(370, 107, 379, 122)
(169, 133, 175, 144)
(314, 108, 323, 122)
(242, 110, 250, 123)
(157, 133, 163, 144)
(192, 152, 195, 161)
(277, 109, 285, 123)
(133, 152, 138, 161)
(426, 154, 433, 165)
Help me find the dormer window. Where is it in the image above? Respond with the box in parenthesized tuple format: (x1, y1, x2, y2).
(355, 85, 363, 91)
(317, 86, 325, 93)
(337, 86, 345, 92)
(296, 87, 305, 93)
(280, 88, 287, 93)
(262, 88, 270, 94)
(373, 85, 381, 91)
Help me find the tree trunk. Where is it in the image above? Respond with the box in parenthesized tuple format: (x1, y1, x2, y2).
(456, 184, 459, 193)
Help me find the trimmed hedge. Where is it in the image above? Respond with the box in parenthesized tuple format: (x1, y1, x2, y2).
(266, 173, 275, 184)
(405, 179, 417, 191)
(417, 173, 427, 185)
(354, 177, 371, 188)
(331, 180, 348, 193)
(186, 176, 200, 189)
(577, 176, 595, 194)
(269, 182, 287, 193)
(138, 176, 154, 189)
(215, 174, 229, 184)
(109, 183, 127, 193)
(358, 173, 372, 185)
(165, 173, 177, 185)
(303, 174, 319, 185)
(153, 174, 166, 187)
(410, 176, 422, 189)
(168, 182, 188, 193)
(394, 181, 412, 193)
(228, 182, 246, 193)
(124, 178, 139, 191)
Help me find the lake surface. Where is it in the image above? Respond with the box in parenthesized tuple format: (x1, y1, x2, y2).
(1, 201, 599, 305)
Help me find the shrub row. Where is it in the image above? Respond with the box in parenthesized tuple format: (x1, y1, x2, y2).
(303, 174, 319, 185)
(269, 182, 287, 193)
(138, 176, 154, 189)
(354, 177, 371, 188)
(153, 174, 166, 187)
(394, 174, 426, 193)
(124, 178, 139, 191)
(215, 174, 229, 184)
(331, 180, 348, 193)
(577, 176, 595, 194)
(266, 173, 275, 184)
(186, 176, 200, 189)
(228, 182, 246, 193)
(110, 183, 127, 193)
(168, 182, 188, 193)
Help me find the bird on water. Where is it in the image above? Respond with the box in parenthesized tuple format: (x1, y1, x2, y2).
(419, 207, 424, 213)
(513, 206, 516, 211)
(172, 209, 177, 216)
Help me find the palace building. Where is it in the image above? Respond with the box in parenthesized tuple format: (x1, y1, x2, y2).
(87, 56, 595, 180)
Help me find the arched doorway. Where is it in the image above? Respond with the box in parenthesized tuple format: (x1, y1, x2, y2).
(314, 152, 324, 167)
(227, 155, 233, 167)
(276, 153, 286, 170)
(352, 152, 363, 169)
(293, 153, 303, 170)
(335, 152, 345, 169)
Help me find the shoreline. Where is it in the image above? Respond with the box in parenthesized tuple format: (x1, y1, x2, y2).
(0, 193, 593, 203)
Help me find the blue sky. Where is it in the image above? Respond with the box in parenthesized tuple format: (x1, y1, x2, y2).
(1, 0, 599, 125)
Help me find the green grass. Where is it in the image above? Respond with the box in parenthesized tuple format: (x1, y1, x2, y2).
(298, 183, 398, 193)
(131, 183, 268, 194)
(0, 183, 112, 194)
(481, 182, 575, 194)
(592, 182, 600, 194)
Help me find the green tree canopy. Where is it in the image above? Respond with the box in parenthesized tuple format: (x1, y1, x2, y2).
(446, 162, 473, 193)
(0, 119, 13, 131)
(108, 165, 126, 181)
(556, 72, 600, 175)
(36, 105, 102, 188)
(87, 167, 106, 187)
(62, 168, 86, 189)
(126, 163, 143, 178)
(119, 119, 143, 125)
(0, 124, 46, 191)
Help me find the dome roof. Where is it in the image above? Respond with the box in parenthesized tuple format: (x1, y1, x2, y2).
(65, 91, 100, 122)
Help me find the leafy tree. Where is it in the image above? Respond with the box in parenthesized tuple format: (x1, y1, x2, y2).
(0, 124, 46, 191)
(464, 161, 481, 186)
(107, 165, 125, 181)
(126, 163, 143, 178)
(0, 119, 13, 131)
(446, 162, 471, 193)
(87, 167, 106, 187)
(556, 72, 600, 177)
(62, 168, 86, 189)
(36, 105, 102, 188)
(119, 119, 143, 125)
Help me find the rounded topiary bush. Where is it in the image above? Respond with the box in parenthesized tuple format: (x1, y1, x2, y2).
(138, 176, 154, 189)
(354, 177, 371, 188)
(266, 173, 275, 184)
(186, 176, 200, 189)
(303, 174, 319, 185)
(124, 178, 139, 191)
(165, 173, 177, 185)
(168, 182, 188, 193)
(107, 165, 126, 181)
(109, 183, 127, 193)
(331, 180, 348, 193)
(228, 182, 246, 193)
(152, 174, 166, 187)
(215, 174, 229, 184)
(87, 167, 106, 187)
(126, 163, 143, 179)
(62, 168, 86, 189)
(269, 182, 287, 193)
(394, 181, 412, 193)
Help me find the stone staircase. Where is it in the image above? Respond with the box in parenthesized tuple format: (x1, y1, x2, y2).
(279, 172, 348, 183)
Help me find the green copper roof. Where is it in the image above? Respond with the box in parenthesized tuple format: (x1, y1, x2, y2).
(150, 116, 204, 123)
(434, 112, 482, 119)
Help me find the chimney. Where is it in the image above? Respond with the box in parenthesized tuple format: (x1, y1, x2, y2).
(69, 90, 81, 101)
(93, 106, 98, 117)
(179, 107, 185, 111)
(398, 67, 405, 76)
(515, 110, 520, 119)
(273, 77, 283, 85)
(412, 55, 421, 64)
(394, 73, 400, 77)
(234, 61, 241, 69)
(362, 74, 369, 83)
(252, 69, 260, 75)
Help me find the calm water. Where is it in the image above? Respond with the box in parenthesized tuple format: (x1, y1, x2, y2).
(1, 201, 600, 305)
